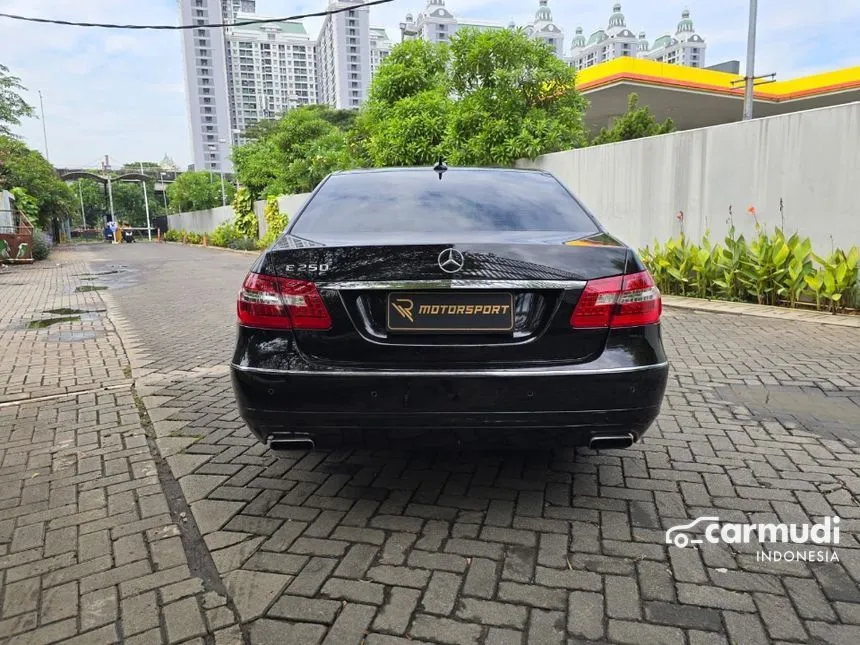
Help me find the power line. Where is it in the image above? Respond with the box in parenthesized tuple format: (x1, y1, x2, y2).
(0, 0, 395, 30)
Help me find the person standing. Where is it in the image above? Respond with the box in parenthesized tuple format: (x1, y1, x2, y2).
(108, 219, 119, 244)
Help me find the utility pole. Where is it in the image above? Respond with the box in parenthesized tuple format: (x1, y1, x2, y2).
(78, 180, 86, 229)
(160, 173, 169, 213)
(38, 91, 50, 161)
(218, 139, 227, 207)
(140, 162, 152, 241)
(104, 155, 115, 222)
(742, 0, 758, 120)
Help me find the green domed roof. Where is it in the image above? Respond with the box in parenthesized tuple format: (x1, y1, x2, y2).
(587, 29, 607, 45)
(677, 9, 695, 34)
(535, 0, 552, 23)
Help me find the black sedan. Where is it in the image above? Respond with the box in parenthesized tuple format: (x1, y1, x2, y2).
(231, 167, 668, 452)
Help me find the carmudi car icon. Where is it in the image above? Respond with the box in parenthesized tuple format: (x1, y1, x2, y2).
(665, 516, 720, 548)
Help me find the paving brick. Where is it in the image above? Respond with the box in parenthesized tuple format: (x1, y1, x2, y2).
(321, 578, 385, 605)
(567, 591, 604, 641)
(420, 571, 462, 615)
(677, 582, 756, 612)
(408, 550, 468, 573)
(754, 592, 808, 641)
(366, 565, 431, 589)
(608, 619, 685, 645)
(373, 588, 421, 635)
(269, 595, 342, 624)
(40, 581, 78, 624)
(321, 603, 376, 645)
(121, 591, 160, 636)
(408, 614, 481, 645)
(723, 612, 770, 645)
(112, 533, 148, 566)
(527, 608, 564, 645)
(455, 598, 527, 629)
(497, 581, 566, 610)
(286, 557, 338, 597)
(80, 587, 117, 631)
(605, 574, 641, 620)
(80, 559, 151, 594)
(644, 601, 723, 631)
(163, 596, 206, 643)
(334, 544, 379, 579)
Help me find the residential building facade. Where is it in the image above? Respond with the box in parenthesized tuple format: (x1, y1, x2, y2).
(179, 0, 234, 173)
(317, 0, 372, 110)
(226, 14, 317, 144)
(569, 4, 706, 71)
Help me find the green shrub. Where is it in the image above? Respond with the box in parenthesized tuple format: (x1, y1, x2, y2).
(259, 196, 289, 248)
(31, 230, 51, 261)
(210, 220, 240, 248)
(185, 232, 203, 245)
(640, 226, 859, 313)
(228, 237, 259, 251)
(232, 187, 258, 239)
(163, 229, 183, 242)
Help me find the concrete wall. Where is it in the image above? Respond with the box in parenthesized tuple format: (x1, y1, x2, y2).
(517, 102, 860, 253)
(167, 192, 312, 237)
(167, 205, 234, 235)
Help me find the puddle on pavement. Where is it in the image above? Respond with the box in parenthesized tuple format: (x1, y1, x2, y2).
(77, 270, 121, 277)
(76, 285, 108, 292)
(28, 316, 81, 329)
(44, 307, 105, 315)
(715, 384, 860, 443)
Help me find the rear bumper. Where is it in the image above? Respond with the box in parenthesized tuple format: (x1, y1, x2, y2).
(231, 362, 669, 449)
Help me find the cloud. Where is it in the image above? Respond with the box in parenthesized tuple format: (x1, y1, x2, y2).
(1, 0, 857, 168)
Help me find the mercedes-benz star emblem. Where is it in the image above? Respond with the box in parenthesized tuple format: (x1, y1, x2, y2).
(438, 248, 465, 274)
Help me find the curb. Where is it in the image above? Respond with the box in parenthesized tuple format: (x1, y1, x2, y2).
(663, 295, 860, 328)
(161, 241, 261, 256)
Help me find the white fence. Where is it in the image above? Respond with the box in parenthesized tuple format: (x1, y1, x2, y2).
(517, 102, 860, 253)
(166, 192, 311, 236)
(169, 102, 860, 255)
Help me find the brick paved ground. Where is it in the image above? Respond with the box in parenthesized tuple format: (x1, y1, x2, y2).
(2, 242, 859, 645)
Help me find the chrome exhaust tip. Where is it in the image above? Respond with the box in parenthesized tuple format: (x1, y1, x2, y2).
(588, 433, 635, 450)
(268, 434, 315, 452)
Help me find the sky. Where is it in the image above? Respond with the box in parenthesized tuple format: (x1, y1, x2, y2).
(0, 0, 858, 169)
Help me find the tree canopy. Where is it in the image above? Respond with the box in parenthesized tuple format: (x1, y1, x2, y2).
(591, 93, 675, 146)
(233, 29, 589, 197)
(0, 64, 34, 137)
(166, 170, 235, 212)
(233, 105, 355, 197)
(0, 135, 74, 227)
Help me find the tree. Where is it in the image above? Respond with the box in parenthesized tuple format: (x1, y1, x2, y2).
(590, 93, 675, 146)
(444, 28, 588, 166)
(69, 179, 108, 226)
(166, 170, 235, 212)
(0, 135, 74, 227)
(356, 40, 453, 167)
(358, 30, 589, 169)
(233, 106, 356, 198)
(0, 64, 34, 137)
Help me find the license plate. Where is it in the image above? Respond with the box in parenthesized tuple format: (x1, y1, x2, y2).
(387, 292, 514, 333)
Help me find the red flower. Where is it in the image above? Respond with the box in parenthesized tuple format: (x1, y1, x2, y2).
(676, 211, 684, 221)
(747, 206, 756, 215)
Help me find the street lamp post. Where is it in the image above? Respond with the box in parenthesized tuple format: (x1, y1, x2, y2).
(78, 181, 86, 229)
(743, 0, 759, 120)
(160, 173, 169, 213)
(140, 163, 151, 241)
(209, 141, 227, 207)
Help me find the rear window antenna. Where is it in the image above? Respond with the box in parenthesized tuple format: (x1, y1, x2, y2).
(433, 157, 448, 180)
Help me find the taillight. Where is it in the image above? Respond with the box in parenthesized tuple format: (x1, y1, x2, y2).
(570, 270, 661, 329)
(237, 273, 332, 330)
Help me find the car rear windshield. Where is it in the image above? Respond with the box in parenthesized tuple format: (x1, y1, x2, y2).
(290, 170, 600, 235)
